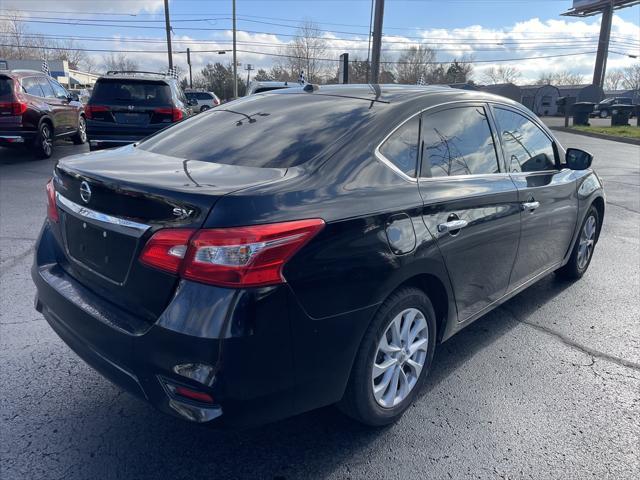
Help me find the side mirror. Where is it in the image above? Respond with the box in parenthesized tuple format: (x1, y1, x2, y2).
(566, 148, 593, 170)
(69, 93, 80, 102)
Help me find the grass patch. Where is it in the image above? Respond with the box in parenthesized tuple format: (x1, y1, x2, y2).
(572, 125, 640, 140)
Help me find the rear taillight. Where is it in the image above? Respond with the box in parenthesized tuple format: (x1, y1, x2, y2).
(0, 99, 27, 115)
(139, 229, 195, 273)
(46, 178, 59, 222)
(154, 107, 183, 122)
(139, 219, 325, 287)
(84, 104, 109, 119)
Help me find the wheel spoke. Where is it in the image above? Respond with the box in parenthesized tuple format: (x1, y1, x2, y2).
(379, 334, 401, 354)
(406, 358, 423, 378)
(400, 309, 417, 345)
(408, 337, 428, 356)
(382, 367, 401, 406)
(408, 316, 427, 346)
(390, 316, 402, 347)
(373, 357, 396, 379)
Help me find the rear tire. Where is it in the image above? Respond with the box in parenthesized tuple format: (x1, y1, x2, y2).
(200, 105, 210, 112)
(34, 122, 53, 159)
(72, 115, 87, 145)
(556, 205, 600, 280)
(338, 287, 436, 426)
(599, 110, 609, 118)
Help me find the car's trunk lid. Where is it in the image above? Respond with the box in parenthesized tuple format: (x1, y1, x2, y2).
(53, 145, 287, 321)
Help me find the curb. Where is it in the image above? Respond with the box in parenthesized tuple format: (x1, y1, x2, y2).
(549, 126, 640, 146)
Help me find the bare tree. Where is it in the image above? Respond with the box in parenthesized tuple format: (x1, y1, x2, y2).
(481, 65, 521, 85)
(395, 45, 437, 84)
(102, 53, 139, 72)
(604, 70, 625, 91)
(536, 70, 584, 86)
(621, 64, 640, 91)
(284, 21, 329, 83)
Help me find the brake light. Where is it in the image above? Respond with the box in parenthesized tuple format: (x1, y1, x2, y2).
(0, 99, 27, 115)
(46, 178, 59, 222)
(140, 219, 325, 287)
(139, 229, 195, 274)
(84, 104, 109, 119)
(154, 107, 183, 122)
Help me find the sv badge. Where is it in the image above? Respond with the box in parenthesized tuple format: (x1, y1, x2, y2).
(172, 207, 194, 218)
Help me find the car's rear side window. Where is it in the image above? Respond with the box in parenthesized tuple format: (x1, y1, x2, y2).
(378, 116, 420, 177)
(38, 78, 55, 98)
(420, 106, 500, 178)
(22, 77, 44, 97)
(91, 79, 172, 106)
(139, 94, 373, 168)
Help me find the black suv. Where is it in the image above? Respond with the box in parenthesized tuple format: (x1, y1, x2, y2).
(85, 71, 193, 151)
(0, 69, 86, 158)
(33, 85, 605, 428)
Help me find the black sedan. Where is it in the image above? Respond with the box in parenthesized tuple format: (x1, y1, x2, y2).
(32, 85, 605, 427)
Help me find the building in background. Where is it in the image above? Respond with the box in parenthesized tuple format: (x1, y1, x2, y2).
(520, 84, 561, 116)
(0, 59, 99, 88)
(477, 83, 522, 103)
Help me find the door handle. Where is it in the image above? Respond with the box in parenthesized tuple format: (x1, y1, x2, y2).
(437, 219, 468, 233)
(521, 201, 540, 211)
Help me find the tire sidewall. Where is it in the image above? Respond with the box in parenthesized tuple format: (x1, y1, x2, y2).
(353, 289, 437, 425)
(35, 122, 53, 158)
(574, 206, 599, 275)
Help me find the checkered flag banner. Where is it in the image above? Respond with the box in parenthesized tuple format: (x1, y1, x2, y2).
(417, 74, 426, 86)
(42, 59, 50, 76)
(168, 66, 178, 79)
(298, 70, 305, 85)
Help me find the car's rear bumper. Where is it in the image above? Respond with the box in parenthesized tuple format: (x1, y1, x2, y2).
(0, 130, 36, 145)
(86, 122, 169, 149)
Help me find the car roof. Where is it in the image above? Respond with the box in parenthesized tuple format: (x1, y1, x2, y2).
(0, 69, 49, 79)
(97, 71, 176, 83)
(266, 83, 523, 109)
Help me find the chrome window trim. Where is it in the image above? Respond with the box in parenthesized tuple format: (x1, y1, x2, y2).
(56, 192, 150, 233)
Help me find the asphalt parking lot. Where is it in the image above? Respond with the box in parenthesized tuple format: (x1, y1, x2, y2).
(1, 132, 639, 480)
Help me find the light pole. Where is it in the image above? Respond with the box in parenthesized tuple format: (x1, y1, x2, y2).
(232, 0, 238, 98)
(245, 64, 254, 89)
(370, 0, 385, 84)
(163, 0, 173, 70)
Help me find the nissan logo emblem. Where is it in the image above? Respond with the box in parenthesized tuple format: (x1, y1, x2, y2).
(80, 181, 92, 204)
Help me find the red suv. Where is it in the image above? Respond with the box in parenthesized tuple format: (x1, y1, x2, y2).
(0, 69, 86, 158)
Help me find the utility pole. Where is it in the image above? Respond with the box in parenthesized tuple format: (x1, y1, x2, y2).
(592, 3, 613, 88)
(232, 0, 238, 98)
(245, 64, 254, 88)
(163, 0, 173, 70)
(187, 48, 192, 88)
(366, 0, 374, 83)
(370, 0, 384, 84)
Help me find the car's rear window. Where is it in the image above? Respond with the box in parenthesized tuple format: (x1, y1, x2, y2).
(91, 79, 172, 106)
(0, 76, 14, 98)
(139, 93, 373, 168)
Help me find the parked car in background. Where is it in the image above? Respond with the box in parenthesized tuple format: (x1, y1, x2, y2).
(591, 97, 634, 118)
(246, 80, 300, 95)
(85, 71, 195, 151)
(0, 69, 86, 158)
(68, 88, 92, 104)
(33, 85, 605, 429)
(185, 90, 220, 112)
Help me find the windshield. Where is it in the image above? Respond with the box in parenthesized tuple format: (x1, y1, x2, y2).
(138, 93, 373, 168)
(91, 79, 172, 106)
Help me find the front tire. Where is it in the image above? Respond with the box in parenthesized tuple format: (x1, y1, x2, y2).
(34, 122, 53, 159)
(599, 109, 609, 118)
(557, 205, 600, 280)
(339, 287, 437, 426)
(200, 105, 210, 112)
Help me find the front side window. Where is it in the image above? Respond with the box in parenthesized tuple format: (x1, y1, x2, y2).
(379, 115, 420, 177)
(420, 106, 499, 178)
(494, 108, 556, 173)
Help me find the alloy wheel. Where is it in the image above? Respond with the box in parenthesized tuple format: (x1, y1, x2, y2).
(577, 215, 596, 270)
(372, 307, 429, 408)
(78, 117, 87, 143)
(41, 125, 52, 157)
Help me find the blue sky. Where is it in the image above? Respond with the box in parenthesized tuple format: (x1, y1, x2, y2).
(3, 0, 639, 83)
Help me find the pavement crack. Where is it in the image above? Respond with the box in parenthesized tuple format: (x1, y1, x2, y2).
(606, 201, 639, 215)
(500, 306, 640, 373)
(0, 245, 35, 273)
